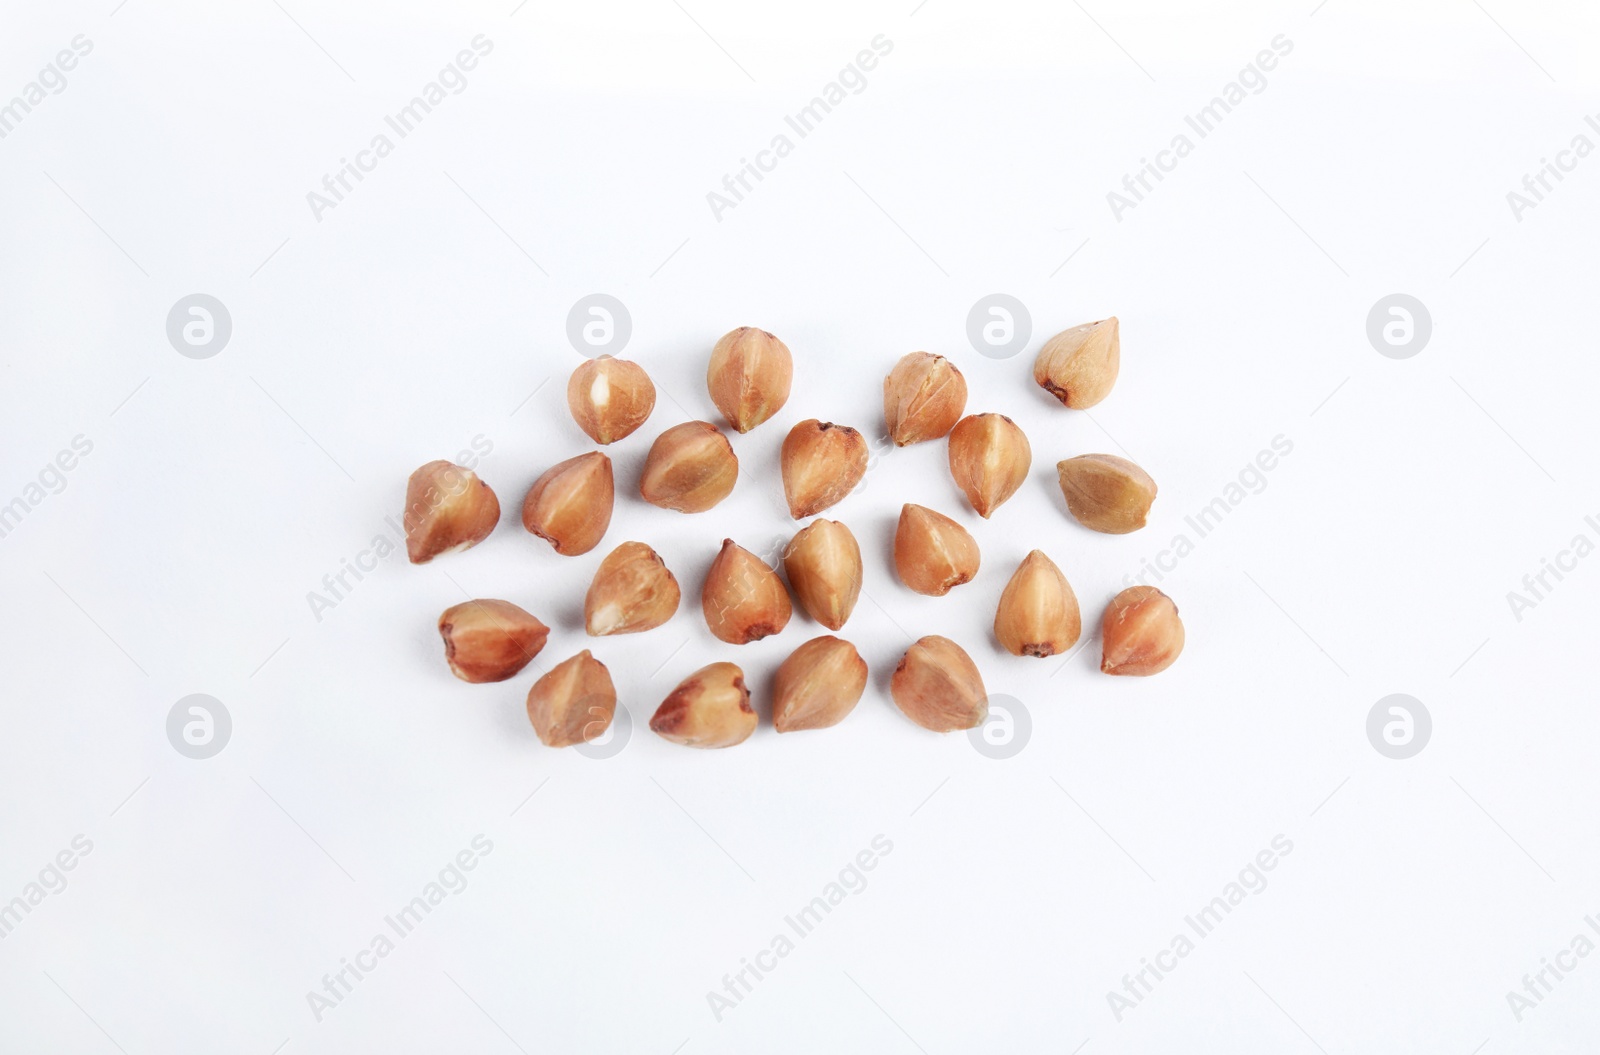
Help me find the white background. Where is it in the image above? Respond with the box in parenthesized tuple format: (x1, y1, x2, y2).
(3, 0, 1600, 1051)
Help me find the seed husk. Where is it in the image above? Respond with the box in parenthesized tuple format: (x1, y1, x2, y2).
(526, 650, 616, 747)
(890, 635, 987, 732)
(567, 355, 656, 444)
(772, 636, 868, 732)
(639, 421, 739, 513)
(1056, 453, 1156, 534)
(521, 451, 614, 555)
(707, 327, 792, 433)
(893, 503, 980, 596)
(781, 419, 868, 518)
(404, 460, 501, 564)
(650, 661, 756, 747)
(994, 550, 1080, 658)
(702, 538, 793, 644)
(584, 542, 680, 636)
(1034, 317, 1119, 409)
(782, 519, 862, 631)
(437, 599, 549, 683)
(947, 413, 1031, 518)
(883, 352, 967, 446)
